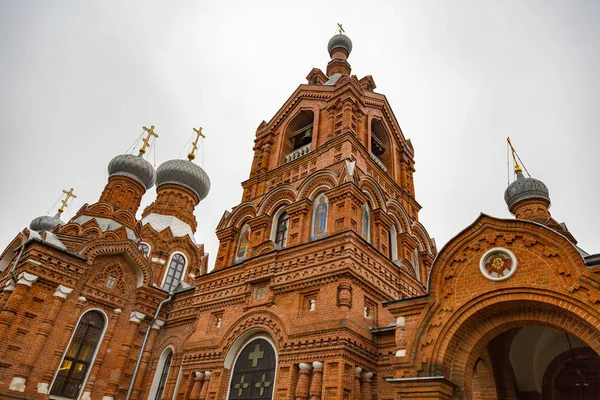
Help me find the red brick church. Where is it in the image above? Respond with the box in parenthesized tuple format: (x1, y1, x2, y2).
(0, 32, 598, 400)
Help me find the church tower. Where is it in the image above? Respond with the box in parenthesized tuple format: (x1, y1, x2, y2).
(164, 30, 437, 400)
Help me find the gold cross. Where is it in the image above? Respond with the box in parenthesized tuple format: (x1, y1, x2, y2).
(188, 127, 205, 161)
(506, 137, 522, 174)
(139, 125, 159, 155)
(58, 188, 77, 213)
(337, 23, 345, 34)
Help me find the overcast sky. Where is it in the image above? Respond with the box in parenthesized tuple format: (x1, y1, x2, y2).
(1, 1, 598, 269)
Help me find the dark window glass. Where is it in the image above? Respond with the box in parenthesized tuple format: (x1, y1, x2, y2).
(163, 253, 186, 292)
(50, 311, 105, 399)
(228, 339, 276, 399)
(275, 212, 289, 248)
(140, 243, 150, 258)
(154, 350, 173, 400)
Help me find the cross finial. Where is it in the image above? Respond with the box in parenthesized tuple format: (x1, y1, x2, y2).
(337, 23, 345, 34)
(139, 125, 159, 155)
(506, 137, 523, 174)
(58, 188, 77, 213)
(188, 127, 205, 161)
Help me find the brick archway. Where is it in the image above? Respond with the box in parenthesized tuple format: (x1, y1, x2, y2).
(541, 347, 600, 399)
(431, 296, 600, 398)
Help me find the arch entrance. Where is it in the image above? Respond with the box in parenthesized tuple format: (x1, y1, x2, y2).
(227, 338, 276, 399)
(436, 300, 600, 399)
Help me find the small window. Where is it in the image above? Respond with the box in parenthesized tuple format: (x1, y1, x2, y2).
(50, 311, 106, 399)
(139, 243, 150, 258)
(163, 253, 186, 292)
(275, 212, 289, 248)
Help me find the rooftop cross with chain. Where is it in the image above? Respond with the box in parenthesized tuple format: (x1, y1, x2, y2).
(139, 125, 159, 155)
(188, 127, 205, 161)
(58, 188, 77, 213)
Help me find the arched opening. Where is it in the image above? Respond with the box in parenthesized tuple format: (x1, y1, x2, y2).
(438, 300, 600, 399)
(389, 224, 398, 261)
(50, 310, 107, 399)
(370, 119, 391, 172)
(162, 252, 187, 292)
(148, 347, 174, 400)
(227, 338, 277, 400)
(283, 110, 314, 163)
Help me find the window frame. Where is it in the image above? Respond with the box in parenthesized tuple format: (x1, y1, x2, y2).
(272, 209, 289, 249)
(161, 252, 188, 293)
(49, 309, 108, 400)
(139, 242, 151, 259)
(148, 346, 175, 400)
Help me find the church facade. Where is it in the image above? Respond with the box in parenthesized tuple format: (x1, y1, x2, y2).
(0, 32, 598, 400)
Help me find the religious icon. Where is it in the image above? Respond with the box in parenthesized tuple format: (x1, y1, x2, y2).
(311, 194, 328, 240)
(360, 204, 370, 242)
(484, 253, 512, 277)
(479, 248, 518, 281)
(234, 224, 251, 264)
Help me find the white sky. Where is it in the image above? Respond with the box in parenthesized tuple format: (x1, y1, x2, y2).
(1, 1, 598, 269)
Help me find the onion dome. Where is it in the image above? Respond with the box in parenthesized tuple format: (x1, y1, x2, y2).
(504, 171, 550, 211)
(107, 154, 156, 190)
(30, 213, 64, 232)
(156, 159, 211, 202)
(327, 33, 353, 57)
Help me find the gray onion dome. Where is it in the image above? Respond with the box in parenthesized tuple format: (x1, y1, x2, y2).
(30, 213, 64, 232)
(107, 154, 156, 190)
(504, 172, 550, 210)
(156, 159, 211, 202)
(327, 33, 353, 56)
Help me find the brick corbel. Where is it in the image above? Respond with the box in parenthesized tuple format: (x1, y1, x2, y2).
(326, 183, 367, 235)
(286, 198, 313, 245)
(247, 214, 272, 248)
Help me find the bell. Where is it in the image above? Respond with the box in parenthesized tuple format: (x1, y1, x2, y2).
(301, 128, 313, 145)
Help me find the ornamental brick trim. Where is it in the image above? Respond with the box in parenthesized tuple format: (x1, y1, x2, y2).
(256, 186, 297, 215)
(296, 169, 339, 200)
(226, 202, 258, 229)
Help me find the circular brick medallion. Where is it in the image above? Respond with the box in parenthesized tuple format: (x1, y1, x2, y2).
(479, 247, 518, 281)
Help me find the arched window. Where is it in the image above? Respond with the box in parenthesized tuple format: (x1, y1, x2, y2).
(412, 248, 421, 281)
(310, 193, 328, 240)
(370, 119, 390, 172)
(139, 242, 150, 258)
(228, 338, 277, 399)
(283, 110, 314, 164)
(163, 253, 186, 292)
(234, 224, 251, 264)
(148, 347, 173, 400)
(50, 310, 106, 399)
(274, 212, 289, 248)
(360, 204, 371, 243)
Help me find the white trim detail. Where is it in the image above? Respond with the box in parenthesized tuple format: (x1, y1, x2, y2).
(37, 382, 49, 394)
(152, 319, 165, 330)
(9, 377, 26, 392)
(53, 285, 73, 299)
(4, 279, 15, 292)
(479, 247, 518, 282)
(129, 311, 146, 323)
(152, 257, 166, 265)
(16, 272, 38, 287)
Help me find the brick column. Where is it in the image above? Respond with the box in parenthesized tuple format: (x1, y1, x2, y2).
(295, 363, 313, 400)
(372, 208, 394, 256)
(198, 371, 211, 400)
(353, 367, 362, 400)
(131, 319, 164, 400)
(40, 296, 87, 392)
(104, 311, 146, 398)
(309, 362, 323, 400)
(189, 372, 205, 400)
(337, 279, 352, 312)
(360, 371, 373, 400)
(286, 199, 312, 246)
(80, 308, 121, 400)
(0, 272, 38, 343)
(15, 285, 72, 393)
(214, 226, 238, 270)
